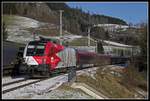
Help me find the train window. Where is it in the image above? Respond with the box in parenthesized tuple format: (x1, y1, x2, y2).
(28, 45, 35, 48)
(121, 50, 124, 56)
(127, 50, 130, 56)
(37, 46, 45, 49)
(26, 45, 45, 56)
(26, 48, 35, 56)
(128, 50, 131, 56)
(35, 48, 45, 56)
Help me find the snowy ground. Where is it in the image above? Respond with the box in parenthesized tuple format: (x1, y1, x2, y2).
(2, 65, 130, 99)
(5, 15, 83, 44)
(2, 75, 29, 85)
(6, 15, 44, 44)
(77, 67, 98, 80)
(39, 34, 83, 42)
(2, 67, 99, 99)
(2, 74, 67, 99)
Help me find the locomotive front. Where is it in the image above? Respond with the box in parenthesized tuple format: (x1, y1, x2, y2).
(19, 40, 64, 77)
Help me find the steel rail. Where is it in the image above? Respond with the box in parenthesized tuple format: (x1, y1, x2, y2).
(2, 78, 49, 94)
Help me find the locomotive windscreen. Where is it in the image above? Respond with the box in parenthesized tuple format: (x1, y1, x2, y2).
(26, 45, 45, 56)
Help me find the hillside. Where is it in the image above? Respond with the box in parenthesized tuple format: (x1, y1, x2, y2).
(3, 15, 45, 43)
(3, 14, 84, 44)
(3, 2, 127, 36)
(3, 3, 58, 23)
(46, 3, 127, 34)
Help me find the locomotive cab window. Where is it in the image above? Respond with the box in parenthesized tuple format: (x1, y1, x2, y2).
(26, 45, 45, 56)
(36, 45, 45, 56)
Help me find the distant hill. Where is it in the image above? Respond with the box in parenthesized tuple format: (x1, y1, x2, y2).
(46, 3, 127, 34)
(3, 2, 127, 36)
(3, 3, 59, 24)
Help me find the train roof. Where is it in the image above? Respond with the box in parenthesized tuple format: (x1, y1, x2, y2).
(102, 40, 134, 48)
(28, 40, 47, 45)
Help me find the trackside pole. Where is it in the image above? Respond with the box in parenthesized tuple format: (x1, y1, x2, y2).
(33, 32, 35, 41)
(68, 66, 76, 83)
(59, 10, 63, 45)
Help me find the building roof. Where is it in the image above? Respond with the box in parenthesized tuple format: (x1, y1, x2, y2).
(103, 40, 132, 47)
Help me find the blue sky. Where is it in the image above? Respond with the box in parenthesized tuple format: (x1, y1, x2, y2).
(66, 2, 148, 25)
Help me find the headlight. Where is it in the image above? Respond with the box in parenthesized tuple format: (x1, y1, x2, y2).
(51, 57, 54, 62)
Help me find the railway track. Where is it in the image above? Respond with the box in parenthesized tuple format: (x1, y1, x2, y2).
(2, 65, 93, 95)
(2, 78, 29, 87)
(2, 63, 126, 94)
(2, 78, 49, 94)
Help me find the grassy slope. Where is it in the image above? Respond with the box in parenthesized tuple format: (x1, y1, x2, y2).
(2, 15, 16, 25)
(3, 15, 96, 47)
(57, 83, 93, 98)
(3, 15, 25, 47)
(68, 37, 96, 46)
(3, 15, 72, 37)
(76, 65, 147, 98)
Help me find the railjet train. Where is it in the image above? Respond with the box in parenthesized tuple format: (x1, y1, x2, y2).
(16, 38, 129, 77)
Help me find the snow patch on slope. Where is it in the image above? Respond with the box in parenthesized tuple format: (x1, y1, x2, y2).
(5, 15, 83, 44)
(6, 15, 45, 44)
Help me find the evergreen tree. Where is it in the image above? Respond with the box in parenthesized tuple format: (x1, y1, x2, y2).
(90, 26, 105, 40)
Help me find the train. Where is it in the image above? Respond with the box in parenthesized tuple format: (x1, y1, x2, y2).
(15, 38, 129, 77)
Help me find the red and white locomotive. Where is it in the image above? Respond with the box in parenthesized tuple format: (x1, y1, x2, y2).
(17, 38, 128, 77)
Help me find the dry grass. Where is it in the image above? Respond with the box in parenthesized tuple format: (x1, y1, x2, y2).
(2, 15, 16, 25)
(76, 65, 147, 98)
(121, 64, 147, 91)
(68, 37, 96, 46)
(57, 83, 92, 97)
(58, 83, 75, 91)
